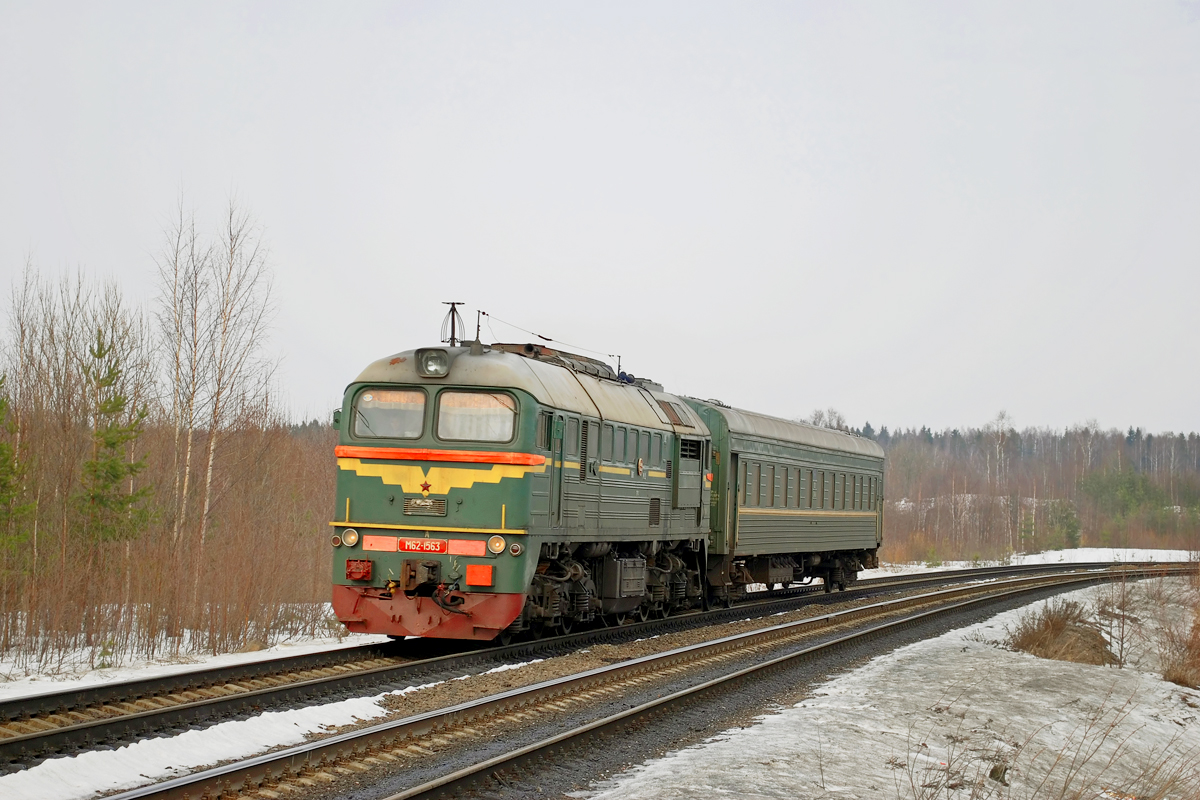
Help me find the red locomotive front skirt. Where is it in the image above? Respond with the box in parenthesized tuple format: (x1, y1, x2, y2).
(332, 585, 525, 640)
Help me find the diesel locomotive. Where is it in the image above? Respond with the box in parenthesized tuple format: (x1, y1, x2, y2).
(330, 341, 884, 641)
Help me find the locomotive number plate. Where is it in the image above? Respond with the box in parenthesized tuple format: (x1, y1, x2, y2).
(399, 538, 448, 554)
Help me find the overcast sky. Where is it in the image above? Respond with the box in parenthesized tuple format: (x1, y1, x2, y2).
(2, 2, 1198, 433)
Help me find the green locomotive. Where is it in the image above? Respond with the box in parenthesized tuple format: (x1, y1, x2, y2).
(330, 342, 884, 640)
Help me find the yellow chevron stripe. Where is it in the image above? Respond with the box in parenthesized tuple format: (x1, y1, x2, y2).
(338, 458, 544, 495)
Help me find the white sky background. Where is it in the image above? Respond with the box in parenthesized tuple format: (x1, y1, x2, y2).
(2, 2, 1199, 432)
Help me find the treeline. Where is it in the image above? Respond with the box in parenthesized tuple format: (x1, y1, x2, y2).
(838, 412, 1200, 563)
(0, 201, 335, 672)
(1, 206, 1195, 672)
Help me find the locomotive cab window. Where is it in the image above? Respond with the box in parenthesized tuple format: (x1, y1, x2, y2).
(354, 389, 426, 439)
(436, 392, 517, 442)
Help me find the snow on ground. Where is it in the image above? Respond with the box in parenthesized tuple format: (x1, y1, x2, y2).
(0, 679, 437, 800)
(0, 632, 392, 703)
(579, 578, 1200, 800)
(0, 656, 553, 800)
(0, 549, 1193, 799)
(858, 546, 1195, 581)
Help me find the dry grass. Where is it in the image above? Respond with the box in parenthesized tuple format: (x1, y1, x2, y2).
(1159, 619, 1200, 690)
(1006, 599, 1119, 667)
(894, 692, 1200, 800)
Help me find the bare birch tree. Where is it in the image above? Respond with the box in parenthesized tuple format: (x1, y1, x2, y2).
(192, 200, 274, 611)
(155, 202, 211, 547)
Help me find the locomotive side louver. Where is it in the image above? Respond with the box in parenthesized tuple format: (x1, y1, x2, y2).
(649, 497, 661, 526)
(666, 460, 673, 479)
(579, 422, 589, 481)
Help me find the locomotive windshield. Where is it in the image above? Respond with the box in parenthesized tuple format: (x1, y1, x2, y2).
(436, 391, 516, 442)
(353, 389, 425, 439)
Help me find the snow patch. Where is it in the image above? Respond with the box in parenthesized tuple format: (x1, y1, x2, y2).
(579, 579, 1200, 800)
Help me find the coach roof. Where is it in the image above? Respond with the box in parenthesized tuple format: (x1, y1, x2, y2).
(685, 399, 885, 460)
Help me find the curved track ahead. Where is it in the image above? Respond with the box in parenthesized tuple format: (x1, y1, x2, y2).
(99, 562, 1194, 800)
(0, 561, 1171, 769)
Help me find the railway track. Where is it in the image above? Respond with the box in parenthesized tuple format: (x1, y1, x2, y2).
(95, 562, 1193, 800)
(0, 561, 1165, 770)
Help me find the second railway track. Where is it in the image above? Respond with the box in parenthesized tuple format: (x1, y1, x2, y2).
(72, 562, 1199, 800)
(0, 561, 1174, 771)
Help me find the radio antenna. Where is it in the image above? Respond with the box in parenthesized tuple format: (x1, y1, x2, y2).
(441, 302, 465, 346)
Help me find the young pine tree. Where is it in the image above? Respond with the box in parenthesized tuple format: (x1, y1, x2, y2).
(75, 330, 152, 544)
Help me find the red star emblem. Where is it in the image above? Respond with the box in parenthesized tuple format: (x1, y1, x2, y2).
(420, 481, 431, 492)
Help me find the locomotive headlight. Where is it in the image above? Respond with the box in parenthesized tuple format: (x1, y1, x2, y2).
(342, 529, 359, 547)
(416, 349, 450, 377)
(509, 542, 523, 556)
(330, 534, 343, 547)
(487, 535, 506, 554)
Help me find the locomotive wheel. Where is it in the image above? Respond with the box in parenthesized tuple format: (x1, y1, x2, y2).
(557, 617, 574, 635)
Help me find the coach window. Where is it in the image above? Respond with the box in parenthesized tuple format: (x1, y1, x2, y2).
(855, 476, 862, 509)
(739, 460, 748, 506)
(765, 465, 775, 507)
(354, 388, 426, 439)
(750, 462, 761, 506)
(436, 391, 517, 443)
(799, 469, 808, 509)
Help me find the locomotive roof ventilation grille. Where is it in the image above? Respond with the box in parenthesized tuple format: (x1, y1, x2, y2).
(658, 400, 695, 428)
